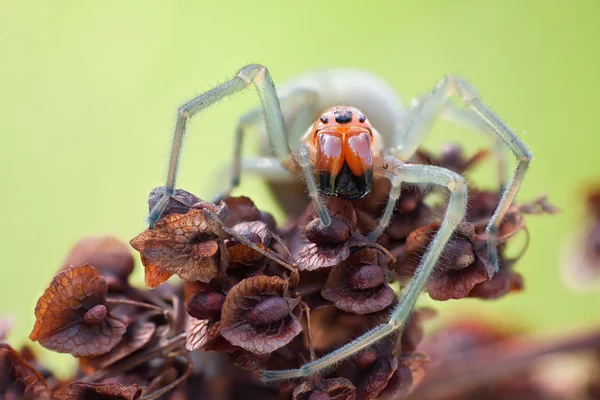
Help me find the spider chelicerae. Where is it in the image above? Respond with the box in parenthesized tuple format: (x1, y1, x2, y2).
(147, 65, 531, 382)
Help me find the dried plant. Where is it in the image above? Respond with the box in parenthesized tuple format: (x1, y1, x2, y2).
(2, 145, 582, 400)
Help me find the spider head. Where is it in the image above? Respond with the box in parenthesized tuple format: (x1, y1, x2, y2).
(311, 106, 375, 199)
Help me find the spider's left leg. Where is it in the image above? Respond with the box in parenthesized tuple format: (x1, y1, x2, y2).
(215, 87, 319, 200)
(393, 76, 531, 271)
(148, 64, 293, 228)
(438, 104, 508, 186)
(260, 160, 468, 382)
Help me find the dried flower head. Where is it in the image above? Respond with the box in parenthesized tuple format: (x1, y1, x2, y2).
(130, 203, 228, 288)
(405, 222, 494, 300)
(220, 276, 302, 354)
(29, 265, 127, 357)
(293, 199, 391, 271)
(321, 248, 396, 314)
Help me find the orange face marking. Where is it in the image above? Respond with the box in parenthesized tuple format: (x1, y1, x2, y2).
(311, 106, 374, 176)
(307, 106, 376, 198)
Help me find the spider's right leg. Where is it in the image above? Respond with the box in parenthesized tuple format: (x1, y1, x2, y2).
(148, 64, 291, 228)
(216, 88, 318, 200)
(401, 94, 507, 187)
(259, 160, 468, 382)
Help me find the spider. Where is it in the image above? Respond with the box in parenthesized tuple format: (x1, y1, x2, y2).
(147, 64, 531, 381)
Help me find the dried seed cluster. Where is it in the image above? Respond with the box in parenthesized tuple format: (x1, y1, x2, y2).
(1, 145, 560, 399)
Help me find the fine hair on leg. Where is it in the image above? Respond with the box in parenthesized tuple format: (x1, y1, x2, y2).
(148, 64, 291, 228)
(392, 76, 531, 271)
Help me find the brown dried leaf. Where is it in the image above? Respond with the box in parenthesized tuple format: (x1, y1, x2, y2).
(0, 343, 51, 400)
(130, 208, 224, 288)
(321, 249, 395, 314)
(52, 382, 143, 400)
(29, 265, 127, 357)
(220, 276, 302, 354)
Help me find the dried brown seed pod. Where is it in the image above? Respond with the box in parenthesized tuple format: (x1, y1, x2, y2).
(222, 196, 264, 227)
(292, 199, 391, 272)
(227, 220, 273, 268)
(305, 218, 351, 245)
(292, 377, 356, 400)
(0, 343, 51, 400)
(185, 318, 220, 352)
(231, 351, 271, 371)
(220, 276, 302, 354)
(348, 264, 386, 290)
(186, 291, 226, 320)
(82, 304, 108, 325)
(52, 382, 143, 400)
(130, 205, 227, 288)
(356, 354, 399, 400)
(405, 223, 495, 300)
(80, 318, 156, 373)
(247, 296, 292, 326)
(29, 265, 127, 357)
(321, 249, 395, 314)
(61, 236, 135, 292)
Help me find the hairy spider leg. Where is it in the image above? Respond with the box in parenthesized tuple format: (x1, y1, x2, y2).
(438, 103, 508, 187)
(392, 76, 531, 271)
(260, 160, 468, 382)
(148, 64, 292, 228)
(298, 145, 331, 227)
(216, 87, 319, 200)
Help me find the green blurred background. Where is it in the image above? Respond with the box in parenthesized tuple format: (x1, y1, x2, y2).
(1, 0, 599, 376)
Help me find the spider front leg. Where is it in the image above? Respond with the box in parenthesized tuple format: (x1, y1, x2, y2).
(260, 160, 468, 382)
(148, 64, 291, 228)
(393, 76, 531, 271)
(215, 87, 319, 200)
